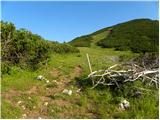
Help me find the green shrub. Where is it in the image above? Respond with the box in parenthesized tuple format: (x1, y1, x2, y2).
(1, 62, 11, 74)
(1, 21, 79, 74)
(69, 35, 93, 47)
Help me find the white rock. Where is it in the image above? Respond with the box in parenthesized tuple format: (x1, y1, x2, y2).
(62, 89, 69, 94)
(46, 80, 50, 83)
(38, 117, 42, 119)
(123, 99, 128, 104)
(119, 99, 130, 110)
(62, 89, 72, 95)
(76, 88, 81, 93)
(119, 103, 125, 110)
(21, 105, 26, 110)
(44, 102, 48, 106)
(17, 101, 22, 105)
(122, 100, 130, 109)
(68, 90, 72, 95)
(28, 97, 31, 100)
(37, 75, 44, 80)
(33, 106, 36, 109)
(22, 114, 27, 118)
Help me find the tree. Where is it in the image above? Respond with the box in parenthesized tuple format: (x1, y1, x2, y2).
(1, 21, 16, 58)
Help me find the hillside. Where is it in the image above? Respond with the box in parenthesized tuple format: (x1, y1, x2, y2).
(69, 19, 159, 53)
(69, 27, 111, 47)
(2, 20, 159, 119)
(2, 46, 158, 119)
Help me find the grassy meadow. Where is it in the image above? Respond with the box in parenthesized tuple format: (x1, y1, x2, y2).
(1, 47, 158, 119)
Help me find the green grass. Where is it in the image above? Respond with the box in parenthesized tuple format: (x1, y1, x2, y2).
(48, 104, 63, 118)
(1, 47, 158, 119)
(2, 70, 38, 92)
(14, 94, 40, 110)
(91, 28, 111, 48)
(1, 100, 22, 119)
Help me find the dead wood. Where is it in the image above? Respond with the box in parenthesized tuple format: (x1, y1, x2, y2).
(86, 54, 159, 89)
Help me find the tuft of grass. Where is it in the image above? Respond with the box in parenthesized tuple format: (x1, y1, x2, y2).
(1, 69, 40, 92)
(1, 100, 22, 119)
(46, 83, 57, 88)
(75, 95, 88, 107)
(13, 94, 39, 111)
(112, 95, 158, 119)
(48, 104, 62, 118)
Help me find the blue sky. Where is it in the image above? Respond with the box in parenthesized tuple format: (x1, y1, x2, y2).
(1, 1, 159, 42)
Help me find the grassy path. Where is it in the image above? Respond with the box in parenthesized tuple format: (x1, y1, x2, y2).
(1, 47, 158, 119)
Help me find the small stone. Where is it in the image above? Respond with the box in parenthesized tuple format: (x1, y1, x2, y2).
(135, 90, 142, 97)
(28, 97, 31, 100)
(53, 80, 57, 82)
(17, 101, 22, 105)
(46, 80, 49, 83)
(76, 88, 81, 93)
(44, 102, 48, 106)
(62, 89, 72, 95)
(122, 100, 130, 109)
(119, 99, 130, 110)
(22, 114, 27, 118)
(119, 103, 125, 110)
(63, 89, 69, 94)
(33, 106, 36, 109)
(37, 75, 44, 80)
(68, 90, 72, 95)
(21, 105, 26, 110)
(38, 117, 42, 119)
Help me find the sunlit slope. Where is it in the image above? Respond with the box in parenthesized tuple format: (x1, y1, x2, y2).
(69, 19, 159, 53)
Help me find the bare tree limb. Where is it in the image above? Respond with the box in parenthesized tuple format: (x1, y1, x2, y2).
(86, 54, 159, 89)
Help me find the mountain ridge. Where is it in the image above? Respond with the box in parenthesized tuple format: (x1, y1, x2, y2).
(69, 18, 159, 53)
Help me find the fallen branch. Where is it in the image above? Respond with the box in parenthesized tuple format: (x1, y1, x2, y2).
(86, 54, 159, 89)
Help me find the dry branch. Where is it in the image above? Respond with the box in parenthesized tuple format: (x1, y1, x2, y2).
(86, 54, 159, 89)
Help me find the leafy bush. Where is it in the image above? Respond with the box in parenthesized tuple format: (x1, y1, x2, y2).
(49, 42, 79, 53)
(1, 21, 51, 71)
(1, 21, 79, 73)
(1, 62, 11, 74)
(69, 35, 93, 47)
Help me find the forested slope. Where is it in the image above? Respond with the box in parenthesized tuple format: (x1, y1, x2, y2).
(69, 19, 159, 53)
(97, 19, 159, 52)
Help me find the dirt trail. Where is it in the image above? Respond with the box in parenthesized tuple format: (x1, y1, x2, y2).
(70, 65, 83, 79)
(47, 65, 83, 95)
(2, 65, 83, 119)
(2, 89, 21, 100)
(50, 67, 61, 78)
